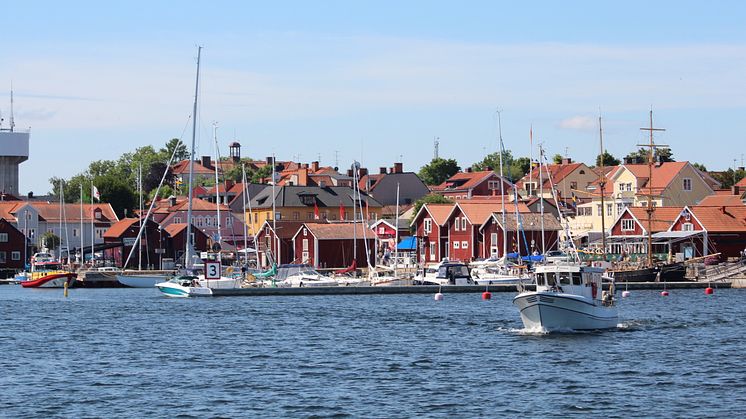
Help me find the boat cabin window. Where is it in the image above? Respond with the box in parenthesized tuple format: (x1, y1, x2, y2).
(571, 272, 582, 285)
(544, 272, 557, 286)
(558, 272, 572, 286)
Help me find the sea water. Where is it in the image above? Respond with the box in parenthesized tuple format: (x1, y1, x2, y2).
(1, 286, 744, 417)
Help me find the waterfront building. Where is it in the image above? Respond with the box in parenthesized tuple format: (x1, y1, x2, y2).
(291, 222, 375, 269)
(516, 158, 597, 199)
(430, 169, 513, 201)
(358, 162, 430, 206)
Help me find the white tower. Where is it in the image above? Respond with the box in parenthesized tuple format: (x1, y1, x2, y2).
(0, 89, 29, 196)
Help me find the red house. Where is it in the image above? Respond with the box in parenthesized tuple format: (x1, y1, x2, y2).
(0, 218, 27, 273)
(607, 206, 683, 256)
(163, 223, 210, 266)
(411, 204, 453, 263)
(480, 213, 562, 258)
(103, 218, 163, 269)
(667, 205, 746, 260)
(430, 170, 513, 200)
(255, 220, 328, 267)
(292, 223, 375, 269)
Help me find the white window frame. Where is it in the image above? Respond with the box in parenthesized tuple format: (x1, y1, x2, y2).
(429, 242, 436, 260)
(454, 218, 460, 231)
(682, 223, 694, 231)
(683, 178, 692, 191)
(302, 238, 309, 251)
(0, 233, 7, 242)
(11, 251, 20, 261)
(621, 219, 635, 231)
(424, 218, 432, 234)
(461, 217, 467, 231)
(462, 241, 468, 249)
(453, 241, 459, 249)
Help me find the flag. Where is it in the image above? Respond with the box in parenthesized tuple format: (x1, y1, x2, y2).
(92, 185, 100, 201)
(339, 201, 345, 220)
(314, 201, 320, 220)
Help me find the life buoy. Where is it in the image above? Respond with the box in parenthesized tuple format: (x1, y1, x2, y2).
(591, 282, 598, 299)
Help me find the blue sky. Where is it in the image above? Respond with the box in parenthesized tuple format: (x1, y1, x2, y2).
(3, 1, 746, 194)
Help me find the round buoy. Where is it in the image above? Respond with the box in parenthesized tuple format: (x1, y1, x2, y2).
(482, 291, 492, 300)
(434, 292, 444, 301)
(661, 290, 669, 297)
(705, 287, 714, 295)
(622, 290, 631, 298)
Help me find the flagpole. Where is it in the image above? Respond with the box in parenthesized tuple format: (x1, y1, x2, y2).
(80, 184, 84, 267)
(91, 181, 94, 267)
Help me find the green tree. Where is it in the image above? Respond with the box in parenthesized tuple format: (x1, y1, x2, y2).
(143, 162, 174, 193)
(251, 165, 274, 183)
(161, 138, 189, 162)
(41, 232, 61, 251)
(595, 151, 621, 167)
(712, 168, 746, 189)
(625, 147, 675, 164)
(509, 157, 531, 181)
(97, 174, 138, 219)
(552, 154, 563, 164)
(418, 158, 460, 185)
(692, 162, 708, 172)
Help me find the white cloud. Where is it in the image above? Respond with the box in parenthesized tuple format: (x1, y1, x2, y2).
(558, 115, 596, 131)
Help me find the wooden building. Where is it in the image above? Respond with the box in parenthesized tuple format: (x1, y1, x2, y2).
(292, 223, 375, 269)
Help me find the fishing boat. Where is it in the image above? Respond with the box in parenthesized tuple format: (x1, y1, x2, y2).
(513, 263, 618, 331)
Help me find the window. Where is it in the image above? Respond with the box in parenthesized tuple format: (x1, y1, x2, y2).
(453, 241, 460, 249)
(682, 223, 694, 231)
(96, 228, 106, 239)
(617, 203, 624, 214)
(11, 251, 20, 261)
(462, 241, 468, 249)
(424, 218, 432, 234)
(488, 180, 501, 190)
(570, 181, 577, 190)
(621, 219, 635, 231)
(196, 216, 204, 227)
(174, 216, 182, 223)
(454, 218, 460, 231)
(683, 178, 692, 191)
(302, 239, 309, 251)
(307, 212, 314, 220)
(0, 251, 5, 264)
(578, 207, 592, 216)
(597, 205, 602, 216)
(606, 204, 613, 216)
(461, 217, 467, 230)
(94, 210, 102, 220)
(275, 212, 282, 220)
(0, 233, 7, 242)
(72, 228, 78, 237)
(429, 243, 436, 260)
(579, 170, 585, 175)
(293, 212, 300, 220)
(206, 217, 213, 226)
(303, 228, 308, 237)
(627, 183, 633, 192)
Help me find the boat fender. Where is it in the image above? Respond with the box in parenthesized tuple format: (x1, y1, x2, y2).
(299, 281, 304, 287)
(591, 282, 598, 299)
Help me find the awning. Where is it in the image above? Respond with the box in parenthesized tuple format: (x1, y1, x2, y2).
(651, 231, 702, 240)
(397, 236, 417, 251)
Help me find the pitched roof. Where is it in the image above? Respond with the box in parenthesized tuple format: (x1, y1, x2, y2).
(621, 162, 688, 195)
(626, 206, 684, 233)
(492, 212, 563, 231)
(301, 222, 376, 240)
(687, 205, 746, 232)
(431, 170, 509, 192)
(250, 186, 382, 209)
(103, 218, 140, 238)
(171, 160, 215, 175)
(518, 162, 586, 189)
(697, 194, 745, 207)
(455, 201, 531, 226)
(737, 177, 746, 188)
(262, 220, 328, 239)
(421, 204, 453, 226)
(27, 202, 118, 223)
(164, 223, 187, 236)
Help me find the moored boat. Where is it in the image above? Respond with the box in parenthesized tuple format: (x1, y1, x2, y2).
(414, 259, 474, 286)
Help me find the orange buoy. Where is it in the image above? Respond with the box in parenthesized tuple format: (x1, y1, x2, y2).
(705, 287, 714, 295)
(482, 291, 492, 300)
(661, 290, 669, 296)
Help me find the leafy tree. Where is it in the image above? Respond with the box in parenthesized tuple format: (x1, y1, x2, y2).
(472, 150, 530, 182)
(418, 158, 460, 185)
(410, 194, 453, 231)
(552, 154, 563, 164)
(510, 157, 531, 181)
(97, 174, 137, 219)
(143, 162, 174, 193)
(692, 162, 707, 172)
(41, 232, 61, 251)
(251, 165, 274, 183)
(161, 138, 189, 162)
(712, 168, 746, 189)
(595, 151, 621, 167)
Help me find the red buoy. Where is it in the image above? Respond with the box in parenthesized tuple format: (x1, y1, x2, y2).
(705, 287, 714, 295)
(482, 291, 492, 300)
(661, 290, 669, 297)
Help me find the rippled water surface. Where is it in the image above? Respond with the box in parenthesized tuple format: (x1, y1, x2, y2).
(1, 285, 745, 418)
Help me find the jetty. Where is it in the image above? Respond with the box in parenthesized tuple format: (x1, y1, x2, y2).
(207, 281, 729, 297)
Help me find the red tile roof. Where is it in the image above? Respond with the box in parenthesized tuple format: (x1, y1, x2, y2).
(626, 206, 684, 233)
(697, 194, 744, 207)
(301, 222, 375, 240)
(455, 201, 532, 226)
(690, 205, 746, 232)
(431, 170, 500, 192)
(622, 162, 688, 195)
(518, 163, 585, 189)
(103, 218, 140, 238)
(737, 177, 746, 188)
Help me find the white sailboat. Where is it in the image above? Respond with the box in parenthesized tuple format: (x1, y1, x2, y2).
(370, 182, 410, 286)
(156, 47, 239, 297)
(512, 143, 618, 331)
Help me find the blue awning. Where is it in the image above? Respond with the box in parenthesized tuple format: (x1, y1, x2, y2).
(397, 236, 417, 251)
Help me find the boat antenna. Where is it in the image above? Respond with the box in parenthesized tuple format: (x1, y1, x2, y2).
(637, 109, 667, 268)
(185, 46, 202, 270)
(10, 82, 15, 132)
(542, 147, 580, 263)
(538, 143, 546, 258)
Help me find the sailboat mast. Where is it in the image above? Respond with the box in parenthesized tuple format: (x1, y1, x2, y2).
(213, 122, 222, 264)
(638, 110, 666, 267)
(241, 164, 249, 265)
(496, 110, 507, 259)
(271, 154, 277, 264)
(598, 114, 607, 258)
(185, 46, 201, 270)
(138, 162, 143, 270)
(80, 185, 84, 266)
(538, 144, 546, 256)
(394, 183, 400, 278)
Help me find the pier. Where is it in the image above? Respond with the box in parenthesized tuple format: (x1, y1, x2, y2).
(209, 281, 730, 297)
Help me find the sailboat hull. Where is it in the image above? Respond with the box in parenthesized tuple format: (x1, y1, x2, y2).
(117, 274, 169, 288)
(513, 292, 619, 331)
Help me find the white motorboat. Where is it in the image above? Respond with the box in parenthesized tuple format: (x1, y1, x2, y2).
(368, 266, 409, 287)
(470, 257, 528, 285)
(414, 260, 474, 286)
(275, 264, 337, 287)
(513, 263, 618, 331)
(117, 272, 168, 288)
(155, 275, 213, 298)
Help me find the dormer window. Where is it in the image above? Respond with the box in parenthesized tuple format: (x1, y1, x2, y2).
(299, 194, 317, 206)
(94, 208, 102, 220)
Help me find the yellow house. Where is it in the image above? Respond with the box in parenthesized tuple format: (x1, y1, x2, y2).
(570, 161, 716, 238)
(245, 185, 383, 233)
(516, 159, 598, 200)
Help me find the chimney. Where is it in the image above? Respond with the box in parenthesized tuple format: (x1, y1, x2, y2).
(561, 157, 572, 165)
(311, 161, 319, 172)
(347, 169, 353, 177)
(201, 156, 212, 169)
(359, 167, 368, 177)
(266, 156, 273, 164)
(393, 162, 403, 173)
(298, 168, 309, 186)
(466, 167, 472, 173)
(301, 163, 308, 169)
(224, 180, 235, 191)
(379, 167, 387, 174)
(732, 185, 741, 196)
(169, 196, 177, 207)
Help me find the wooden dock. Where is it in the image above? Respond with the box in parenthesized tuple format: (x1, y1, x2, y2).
(209, 281, 730, 297)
